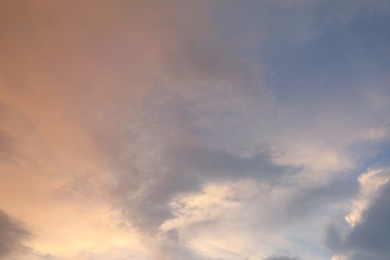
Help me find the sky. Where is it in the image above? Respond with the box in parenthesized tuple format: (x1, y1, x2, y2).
(1, 1, 390, 259)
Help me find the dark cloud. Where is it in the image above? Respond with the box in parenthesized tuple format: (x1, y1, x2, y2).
(115, 144, 295, 232)
(165, 144, 296, 182)
(324, 222, 345, 253)
(326, 180, 390, 259)
(0, 209, 31, 258)
(157, 229, 205, 260)
(347, 183, 390, 251)
(261, 172, 357, 230)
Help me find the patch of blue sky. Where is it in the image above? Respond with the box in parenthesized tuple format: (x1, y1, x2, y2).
(262, 15, 390, 104)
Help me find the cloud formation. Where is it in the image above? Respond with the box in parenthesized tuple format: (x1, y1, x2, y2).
(326, 168, 390, 260)
(0, 0, 390, 259)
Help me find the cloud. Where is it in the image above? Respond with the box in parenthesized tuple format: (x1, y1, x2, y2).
(264, 256, 298, 260)
(0, 1, 272, 258)
(113, 142, 297, 233)
(1, 1, 390, 259)
(326, 168, 390, 259)
(0, 209, 31, 258)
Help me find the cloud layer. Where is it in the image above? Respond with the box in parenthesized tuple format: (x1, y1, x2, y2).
(1, 0, 390, 259)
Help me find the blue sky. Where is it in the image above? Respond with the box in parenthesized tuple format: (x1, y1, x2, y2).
(1, 1, 390, 259)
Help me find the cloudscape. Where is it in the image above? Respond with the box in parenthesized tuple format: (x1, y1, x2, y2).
(1, 1, 390, 259)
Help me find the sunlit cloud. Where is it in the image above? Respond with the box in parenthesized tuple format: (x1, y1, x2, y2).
(1, 1, 390, 259)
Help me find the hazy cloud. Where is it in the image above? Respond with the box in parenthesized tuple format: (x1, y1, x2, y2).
(0, 209, 30, 258)
(264, 256, 298, 260)
(1, 0, 390, 259)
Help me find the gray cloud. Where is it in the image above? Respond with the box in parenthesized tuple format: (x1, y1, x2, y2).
(326, 180, 390, 259)
(165, 144, 296, 182)
(347, 184, 390, 251)
(114, 143, 295, 232)
(0, 209, 30, 258)
(1, 0, 390, 259)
